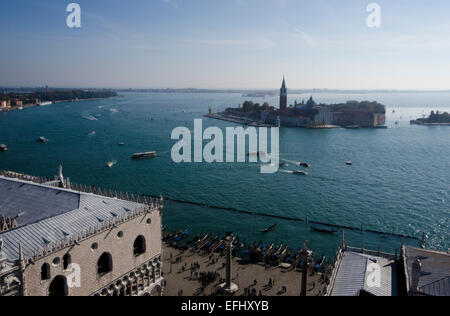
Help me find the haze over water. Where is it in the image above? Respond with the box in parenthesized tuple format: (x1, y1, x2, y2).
(0, 92, 448, 259)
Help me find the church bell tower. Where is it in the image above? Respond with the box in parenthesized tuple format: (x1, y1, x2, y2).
(280, 76, 287, 111)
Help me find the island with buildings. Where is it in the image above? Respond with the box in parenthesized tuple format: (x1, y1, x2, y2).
(410, 111, 450, 126)
(206, 77, 387, 129)
(0, 88, 118, 112)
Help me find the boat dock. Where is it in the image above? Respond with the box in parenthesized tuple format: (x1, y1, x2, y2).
(204, 113, 274, 128)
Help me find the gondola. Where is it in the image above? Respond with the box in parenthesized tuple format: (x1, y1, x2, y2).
(262, 224, 278, 233)
(311, 226, 338, 234)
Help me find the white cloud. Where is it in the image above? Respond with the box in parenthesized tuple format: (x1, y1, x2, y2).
(293, 27, 315, 46)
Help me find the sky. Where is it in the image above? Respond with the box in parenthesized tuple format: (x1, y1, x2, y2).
(1, 0, 450, 90)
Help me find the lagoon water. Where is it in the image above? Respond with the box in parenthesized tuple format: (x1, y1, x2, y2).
(0, 92, 449, 259)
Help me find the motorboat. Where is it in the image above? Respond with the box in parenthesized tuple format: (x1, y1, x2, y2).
(293, 170, 308, 176)
(38, 136, 48, 143)
(106, 161, 117, 168)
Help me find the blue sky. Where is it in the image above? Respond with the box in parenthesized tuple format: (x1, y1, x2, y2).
(1, 0, 450, 89)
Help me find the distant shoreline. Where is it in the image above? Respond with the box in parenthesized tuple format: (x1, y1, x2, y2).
(0, 96, 121, 113)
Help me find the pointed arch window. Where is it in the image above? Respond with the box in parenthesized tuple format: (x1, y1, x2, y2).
(41, 263, 51, 281)
(97, 252, 113, 276)
(48, 275, 68, 296)
(133, 235, 146, 257)
(63, 253, 72, 270)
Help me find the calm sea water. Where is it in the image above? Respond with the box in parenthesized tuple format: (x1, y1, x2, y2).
(0, 92, 448, 259)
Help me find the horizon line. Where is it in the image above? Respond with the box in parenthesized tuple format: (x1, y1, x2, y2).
(2, 86, 450, 93)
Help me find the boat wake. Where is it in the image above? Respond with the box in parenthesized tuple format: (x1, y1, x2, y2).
(83, 114, 98, 121)
(106, 160, 117, 168)
(280, 158, 301, 165)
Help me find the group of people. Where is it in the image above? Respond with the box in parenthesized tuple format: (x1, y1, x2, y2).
(199, 271, 220, 287)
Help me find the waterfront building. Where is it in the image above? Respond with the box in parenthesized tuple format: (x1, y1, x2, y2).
(279, 76, 287, 111)
(0, 170, 163, 296)
(0, 100, 11, 109)
(325, 238, 450, 296)
(12, 100, 23, 107)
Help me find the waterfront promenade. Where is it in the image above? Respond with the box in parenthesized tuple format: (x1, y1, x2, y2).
(162, 243, 325, 297)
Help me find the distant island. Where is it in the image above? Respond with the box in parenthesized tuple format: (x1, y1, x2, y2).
(0, 89, 118, 111)
(410, 111, 450, 126)
(206, 77, 387, 129)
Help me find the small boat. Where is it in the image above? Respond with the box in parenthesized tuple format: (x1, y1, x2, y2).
(106, 160, 117, 168)
(131, 151, 157, 160)
(118, 142, 125, 146)
(279, 163, 288, 168)
(262, 224, 278, 233)
(88, 131, 96, 136)
(311, 226, 338, 234)
(293, 170, 308, 176)
(0, 144, 8, 152)
(38, 101, 52, 106)
(346, 161, 353, 166)
(299, 162, 310, 168)
(38, 136, 48, 143)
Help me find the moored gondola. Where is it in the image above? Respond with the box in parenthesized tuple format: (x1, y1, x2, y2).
(262, 224, 278, 233)
(311, 226, 338, 234)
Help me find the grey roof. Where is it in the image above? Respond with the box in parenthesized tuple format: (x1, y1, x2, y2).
(0, 176, 145, 262)
(0, 177, 80, 226)
(331, 251, 398, 296)
(405, 246, 450, 296)
(420, 277, 450, 297)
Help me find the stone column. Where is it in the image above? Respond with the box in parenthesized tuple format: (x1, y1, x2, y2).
(219, 233, 238, 294)
(300, 243, 312, 297)
(225, 234, 232, 288)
